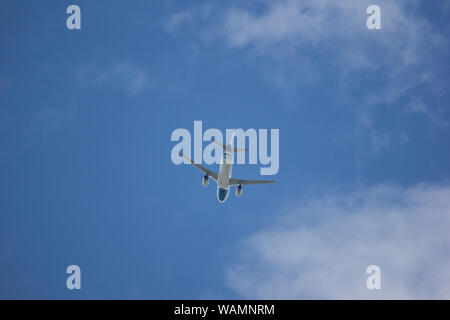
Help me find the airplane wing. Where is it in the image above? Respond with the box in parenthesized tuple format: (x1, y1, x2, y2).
(180, 153, 218, 181)
(229, 178, 275, 186)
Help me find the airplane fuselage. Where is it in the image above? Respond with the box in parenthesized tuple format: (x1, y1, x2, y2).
(217, 150, 233, 202)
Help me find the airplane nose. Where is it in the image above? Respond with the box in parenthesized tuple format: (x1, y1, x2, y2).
(217, 187, 228, 202)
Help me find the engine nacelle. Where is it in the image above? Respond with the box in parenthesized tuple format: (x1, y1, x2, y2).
(202, 175, 209, 187)
(236, 185, 243, 197)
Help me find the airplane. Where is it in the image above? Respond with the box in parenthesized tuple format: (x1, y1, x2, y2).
(179, 132, 275, 203)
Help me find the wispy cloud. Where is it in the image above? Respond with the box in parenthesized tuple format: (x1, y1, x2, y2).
(405, 99, 449, 128)
(166, 11, 195, 34)
(220, 0, 447, 102)
(76, 61, 149, 95)
(226, 184, 450, 299)
(222, 0, 363, 49)
(30, 62, 149, 128)
(166, 0, 449, 150)
(165, 4, 214, 36)
(36, 105, 75, 123)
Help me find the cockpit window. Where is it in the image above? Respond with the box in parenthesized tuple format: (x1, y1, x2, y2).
(218, 188, 228, 201)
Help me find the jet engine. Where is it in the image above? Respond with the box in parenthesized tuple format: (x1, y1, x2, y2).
(202, 175, 209, 187)
(236, 185, 243, 197)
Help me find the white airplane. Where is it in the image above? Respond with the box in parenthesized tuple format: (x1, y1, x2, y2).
(179, 133, 275, 203)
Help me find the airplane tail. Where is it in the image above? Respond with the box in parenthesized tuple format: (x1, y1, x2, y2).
(211, 131, 248, 152)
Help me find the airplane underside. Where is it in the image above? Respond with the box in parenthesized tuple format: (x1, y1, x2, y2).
(217, 187, 229, 203)
(178, 136, 275, 203)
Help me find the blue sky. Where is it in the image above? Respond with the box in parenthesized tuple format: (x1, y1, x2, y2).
(1, 0, 450, 299)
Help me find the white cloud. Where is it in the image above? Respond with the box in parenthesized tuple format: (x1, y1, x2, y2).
(222, 0, 360, 49)
(166, 11, 195, 33)
(165, 4, 213, 35)
(76, 62, 149, 95)
(166, 1, 448, 107)
(226, 184, 450, 299)
(221, 0, 444, 86)
(165, 1, 449, 154)
(223, 2, 325, 48)
(219, 0, 448, 129)
(405, 100, 449, 128)
(221, 0, 445, 54)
